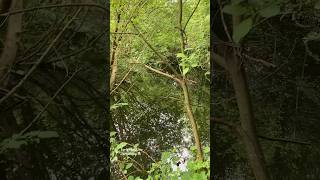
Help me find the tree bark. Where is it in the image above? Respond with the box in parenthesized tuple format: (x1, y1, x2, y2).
(177, 0, 203, 161)
(0, 0, 22, 87)
(180, 80, 203, 161)
(225, 50, 270, 180)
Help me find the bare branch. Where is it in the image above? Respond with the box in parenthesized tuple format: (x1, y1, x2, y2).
(242, 54, 276, 68)
(183, 0, 201, 31)
(212, 117, 311, 145)
(143, 64, 180, 83)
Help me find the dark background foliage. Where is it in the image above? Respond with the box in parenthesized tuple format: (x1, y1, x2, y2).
(212, 0, 320, 179)
(0, 0, 109, 179)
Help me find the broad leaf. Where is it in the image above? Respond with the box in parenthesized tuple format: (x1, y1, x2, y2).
(259, 5, 280, 18)
(231, 0, 245, 5)
(232, 18, 253, 43)
(315, 0, 320, 9)
(182, 66, 190, 75)
(222, 4, 247, 16)
(25, 131, 59, 139)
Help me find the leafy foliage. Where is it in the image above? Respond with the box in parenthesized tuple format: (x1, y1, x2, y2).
(111, 132, 210, 180)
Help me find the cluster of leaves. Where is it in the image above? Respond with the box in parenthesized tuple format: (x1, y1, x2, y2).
(111, 132, 210, 180)
(222, 0, 282, 42)
(222, 0, 320, 43)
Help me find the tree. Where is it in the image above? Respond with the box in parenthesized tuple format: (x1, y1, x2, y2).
(110, 0, 210, 178)
(212, 0, 320, 179)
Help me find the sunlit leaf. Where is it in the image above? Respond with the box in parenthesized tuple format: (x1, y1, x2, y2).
(176, 53, 186, 58)
(110, 103, 128, 110)
(182, 66, 190, 75)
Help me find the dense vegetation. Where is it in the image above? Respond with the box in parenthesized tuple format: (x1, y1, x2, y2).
(212, 0, 320, 179)
(110, 0, 210, 179)
(2, 0, 320, 179)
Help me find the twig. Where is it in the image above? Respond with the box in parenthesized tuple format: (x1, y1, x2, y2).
(258, 135, 311, 145)
(19, 68, 81, 135)
(242, 54, 276, 68)
(212, 117, 312, 145)
(110, 32, 139, 35)
(217, 0, 232, 42)
(0, 3, 108, 17)
(111, 66, 135, 95)
(143, 64, 180, 83)
(183, 0, 201, 31)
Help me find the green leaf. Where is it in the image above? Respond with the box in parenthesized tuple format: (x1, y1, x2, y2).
(3, 140, 27, 149)
(190, 146, 197, 151)
(126, 163, 133, 170)
(259, 5, 280, 18)
(176, 53, 186, 58)
(36, 131, 59, 138)
(315, 1, 320, 9)
(248, 0, 264, 7)
(161, 152, 171, 161)
(182, 66, 190, 75)
(119, 162, 125, 170)
(25, 131, 59, 139)
(110, 132, 117, 137)
(222, 4, 247, 16)
(111, 156, 118, 162)
(110, 103, 128, 110)
(204, 146, 210, 154)
(231, 0, 244, 5)
(232, 18, 253, 43)
(116, 142, 128, 150)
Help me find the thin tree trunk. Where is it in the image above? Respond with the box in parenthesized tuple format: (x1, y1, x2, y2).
(177, 0, 203, 161)
(0, 0, 22, 87)
(225, 50, 270, 180)
(180, 80, 203, 161)
(110, 10, 121, 90)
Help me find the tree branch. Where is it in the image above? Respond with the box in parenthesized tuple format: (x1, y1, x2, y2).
(258, 135, 311, 145)
(212, 117, 311, 146)
(130, 21, 179, 75)
(143, 64, 180, 83)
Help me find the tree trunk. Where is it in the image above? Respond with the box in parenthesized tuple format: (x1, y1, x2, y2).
(225, 50, 270, 180)
(177, 0, 203, 161)
(0, 0, 22, 87)
(180, 80, 203, 161)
